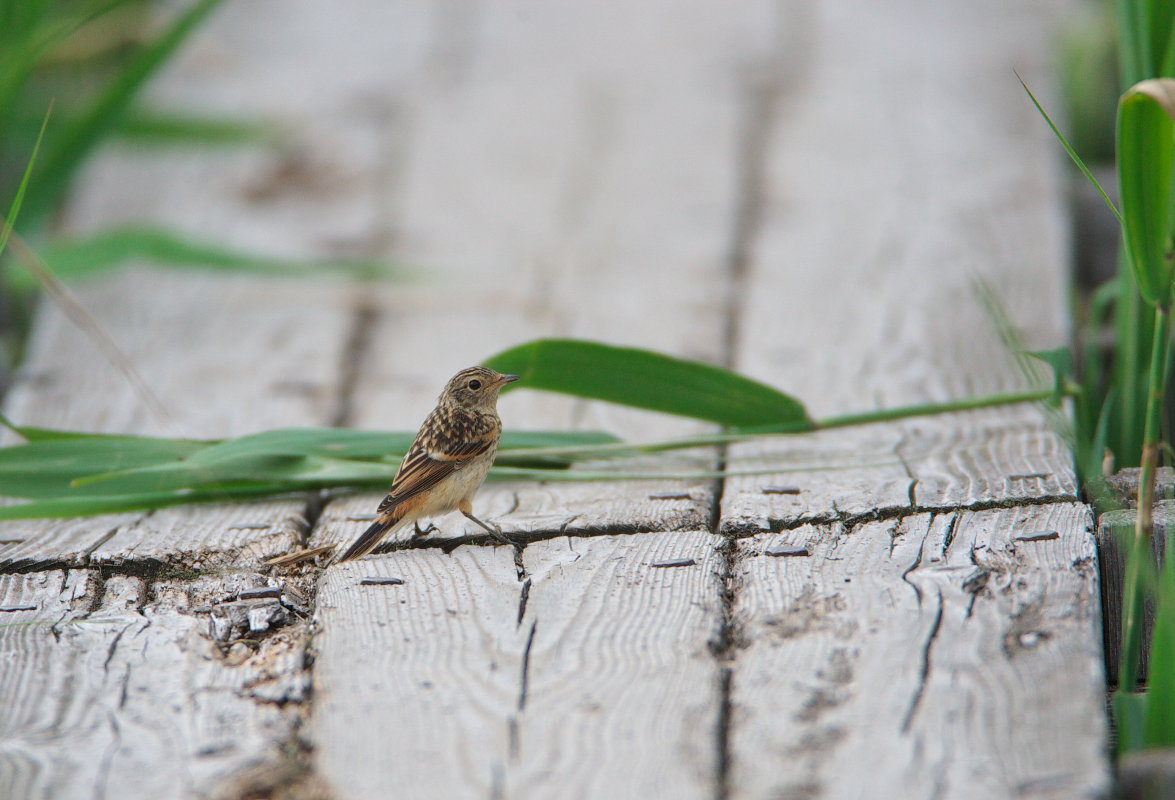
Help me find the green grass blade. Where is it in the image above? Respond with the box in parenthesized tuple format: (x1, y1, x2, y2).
(116, 111, 271, 145)
(1146, 545, 1175, 745)
(1017, 71, 1123, 224)
(0, 484, 305, 520)
(0, 101, 52, 260)
(1115, 690, 1149, 755)
(0, 426, 621, 505)
(1117, 79, 1175, 305)
(1155, 0, 1175, 78)
(23, 225, 400, 287)
(1113, 267, 1149, 465)
(23, 0, 223, 222)
(0, 435, 205, 498)
(486, 338, 812, 431)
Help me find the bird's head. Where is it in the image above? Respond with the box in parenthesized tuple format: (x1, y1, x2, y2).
(439, 366, 519, 410)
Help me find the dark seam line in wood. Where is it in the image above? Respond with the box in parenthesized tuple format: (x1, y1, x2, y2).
(732, 491, 1083, 536)
(94, 710, 122, 800)
(328, 300, 379, 429)
(715, 665, 734, 800)
(517, 619, 538, 712)
(900, 533, 928, 610)
(0, 491, 1083, 574)
(516, 577, 532, 628)
(901, 586, 944, 734)
(81, 525, 125, 562)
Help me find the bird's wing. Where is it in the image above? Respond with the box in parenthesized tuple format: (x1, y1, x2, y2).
(375, 435, 496, 515)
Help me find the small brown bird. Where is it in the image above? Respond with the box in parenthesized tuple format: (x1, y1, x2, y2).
(333, 366, 519, 564)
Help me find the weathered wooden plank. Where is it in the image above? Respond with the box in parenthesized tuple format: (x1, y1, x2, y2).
(720, 0, 1110, 795)
(313, 532, 722, 799)
(0, 3, 416, 795)
(505, 532, 721, 798)
(0, 270, 355, 568)
(306, 0, 771, 548)
(0, 571, 94, 795)
(307, 2, 777, 795)
(729, 505, 1105, 799)
(1097, 500, 1175, 683)
(0, 569, 314, 799)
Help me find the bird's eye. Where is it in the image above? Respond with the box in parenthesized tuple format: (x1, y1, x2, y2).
(469, 379, 482, 390)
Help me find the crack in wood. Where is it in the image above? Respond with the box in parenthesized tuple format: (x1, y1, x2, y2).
(901, 586, 944, 735)
(329, 299, 379, 430)
(900, 533, 927, 610)
(728, 491, 1082, 538)
(517, 619, 538, 713)
(940, 514, 962, 556)
(516, 578, 532, 628)
(710, 534, 741, 800)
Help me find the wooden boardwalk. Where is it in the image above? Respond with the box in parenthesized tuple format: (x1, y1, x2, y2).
(0, 2, 1110, 798)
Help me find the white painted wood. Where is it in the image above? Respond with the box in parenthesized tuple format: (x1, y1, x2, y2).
(729, 505, 1106, 799)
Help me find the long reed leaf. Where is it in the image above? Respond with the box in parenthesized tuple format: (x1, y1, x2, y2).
(486, 338, 812, 430)
(1117, 79, 1175, 306)
(24, 225, 401, 287)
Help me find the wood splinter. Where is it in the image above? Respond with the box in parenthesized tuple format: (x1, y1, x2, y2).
(360, 576, 406, 586)
(651, 558, 696, 569)
(1014, 530, 1059, 543)
(764, 545, 809, 558)
(263, 544, 336, 568)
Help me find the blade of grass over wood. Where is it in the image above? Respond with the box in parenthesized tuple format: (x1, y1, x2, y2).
(0, 427, 619, 502)
(486, 338, 812, 430)
(1117, 79, 1175, 306)
(0, 435, 203, 498)
(1018, 72, 1122, 224)
(116, 111, 271, 145)
(23, 0, 223, 223)
(24, 226, 401, 288)
(0, 484, 310, 521)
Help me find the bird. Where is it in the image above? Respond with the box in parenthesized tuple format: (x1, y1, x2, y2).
(332, 366, 519, 564)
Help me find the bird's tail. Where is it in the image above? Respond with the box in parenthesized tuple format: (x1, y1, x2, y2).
(333, 512, 404, 564)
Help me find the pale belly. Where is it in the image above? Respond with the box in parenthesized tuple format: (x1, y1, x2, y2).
(409, 453, 496, 520)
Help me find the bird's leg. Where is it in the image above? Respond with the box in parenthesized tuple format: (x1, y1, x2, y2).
(412, 521, 439, 539)
(461, 508, 519, 547)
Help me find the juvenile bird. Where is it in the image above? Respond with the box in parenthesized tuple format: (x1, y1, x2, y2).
(333, 366, 519, 564)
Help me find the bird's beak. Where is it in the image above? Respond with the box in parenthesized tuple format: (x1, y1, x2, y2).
(499, 374, 521, 386)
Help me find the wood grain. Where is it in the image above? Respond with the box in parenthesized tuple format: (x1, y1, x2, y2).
(728, 505, 1107, 799)
(1096, 501, 1175, 683)
(0, 1, 397, 793)
(0, 0, 1113, 797)
(312, 532, 722, 800)
(0, 569, 313, 799)
(716, 0, 1109, 796)
(307, 2, 772, 795)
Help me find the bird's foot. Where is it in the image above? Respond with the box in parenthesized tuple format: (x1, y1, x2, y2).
(412, 522, 439, 539)
(462, 510, 520, 547)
